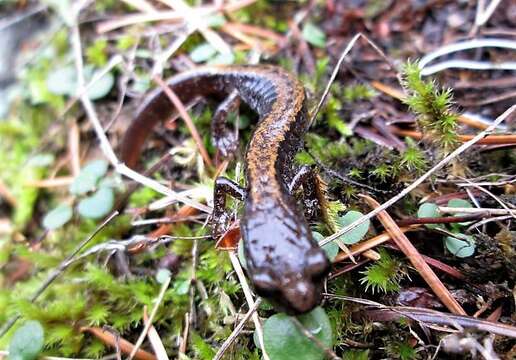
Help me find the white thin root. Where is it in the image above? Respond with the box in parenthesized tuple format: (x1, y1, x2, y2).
(419, 38, 516, 76)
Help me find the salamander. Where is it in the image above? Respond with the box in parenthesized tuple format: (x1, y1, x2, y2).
(120, 65, 330, 314)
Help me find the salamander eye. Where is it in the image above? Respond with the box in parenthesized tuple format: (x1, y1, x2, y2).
(251, 270, 279, 296)
(305, 248, 330, 278)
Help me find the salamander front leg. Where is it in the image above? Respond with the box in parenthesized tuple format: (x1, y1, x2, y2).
(288, 166, 323, 220)
(211, 176, 246, 239)
(211, 90, 240, 158)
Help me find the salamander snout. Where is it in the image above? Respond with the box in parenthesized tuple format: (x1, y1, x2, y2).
(283, 278, 320, 314)
(280, 247, 331, 314)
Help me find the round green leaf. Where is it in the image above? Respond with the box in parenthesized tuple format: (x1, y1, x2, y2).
(302, 22, 326, 48)
(417, 202, 440, 229)
(447, 199, 473, 209)
(46, 66, 76, 96)
(263, 307, 332, 360)
(336, 211, 370, 244)
(208, 52, 235, 65)
(447, 199, 473, 225)
(156, 269, 171, 284)
(43, 204, 73, 230)
(85, 69, 114, 100)
(77, 187, 114, 219)
(313, 231, 338, 261)
(445, 235, 475, 258)
(69, 160, 109, 195)
(205, 14, 226, 27)
(8, 320, 44, 360)
(82, 159, 109, 178)
(69, 172, 97, 195)
(190, 43, 217, 63)
(27, 154, 54, 167)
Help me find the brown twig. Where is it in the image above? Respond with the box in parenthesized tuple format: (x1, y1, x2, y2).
(152, 75, 213, 168)
(127, 273, 171, 360)
(81, 327, 157, 360)
(391, 127, 516, 145)
(364, 307, 516, 338)
(382, 243, 466, 280)
(325, 294, 516, 338)
(370, 80, 494, 130)
(0, 178, 18, 207)
(360, 194, 466, 315)
(396, 213, 487, 226)
(334, 226, 420, 263)
(320, 105, 516, 247)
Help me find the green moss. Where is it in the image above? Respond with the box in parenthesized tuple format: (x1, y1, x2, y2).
(402, 61, 459, 154)
(360, 249, 407, 294)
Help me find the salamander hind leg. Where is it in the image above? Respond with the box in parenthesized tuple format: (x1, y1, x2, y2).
(211, 177, 246, 240)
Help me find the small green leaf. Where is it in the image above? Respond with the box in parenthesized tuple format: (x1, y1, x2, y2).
(27, 154, 54, 167)
(447, 199, 472, 210)
(445, 235, 475, 258)
(77, 187, 114, 219)
(46, 65, 114, 100)
(417, 202, 440, 229)
(208, 52, 235, 65)
(80, 160, 109, 178)
(46, 66, 76, 96)
(205, 14, 226, 27)
(70, 160, 109, 195)
(263, 307, 332, 360)
(447, 199, 473, 225)
(43, 204, 73, 230)
(69, 172, 97, 195)
(313, 231, 338, 261)
(173, 279, 191, 295)
(302, 22, 326, 48)
(190, 43, 217, 63)
(86, 70, 114, 100)
(156, 269, 172, 284)
(8, 320, 44, 360)
(336, 211, 370, 244)
(98, 176, 120, 189)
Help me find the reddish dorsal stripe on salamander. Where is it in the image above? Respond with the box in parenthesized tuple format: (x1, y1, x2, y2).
(120, 65, 330, 314)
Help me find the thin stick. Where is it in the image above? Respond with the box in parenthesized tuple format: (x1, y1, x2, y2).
(0, 212, 119, 338)
(391, 128, 516, 145)
(319, 105, 516, 247)
(361, 195, 466, 315)
(291, 317, 339, 360)
(128, 275, 172, 360)
(309, 33, 361, 126)
(152, 75, 213, 168)
(438, 206, 516, 216)
(370, 80, 494, 130)
(213, 299, 262, 360)
(228, 252, 270, 360)
(143, 308, 169, 360)
(70, 22, 211, 213)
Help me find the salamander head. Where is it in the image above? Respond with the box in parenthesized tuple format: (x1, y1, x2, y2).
(251, 247, 330, 314)
(242, 211, 331, 315)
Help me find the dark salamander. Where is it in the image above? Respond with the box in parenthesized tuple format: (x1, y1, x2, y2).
(120, 65, 330, 314)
